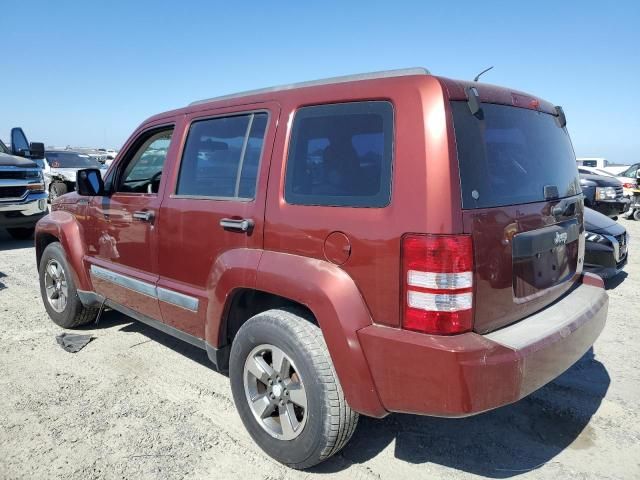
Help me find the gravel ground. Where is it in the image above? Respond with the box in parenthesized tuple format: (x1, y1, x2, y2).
(1, 220, 639, 480)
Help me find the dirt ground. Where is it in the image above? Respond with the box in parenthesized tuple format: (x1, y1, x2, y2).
(1, 219, 639, 480)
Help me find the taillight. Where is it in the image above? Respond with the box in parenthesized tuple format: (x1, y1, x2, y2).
(622, 183, 636, 189)
(401, 234, 474, 335)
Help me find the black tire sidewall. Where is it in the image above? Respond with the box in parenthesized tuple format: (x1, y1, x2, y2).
(39, 243, 82, 328)
(50, 182, 67, 200)
(229, 314, 330, 467)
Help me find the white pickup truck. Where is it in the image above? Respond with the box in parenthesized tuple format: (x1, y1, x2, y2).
(43, 150, 108, 201)
(0, 128, 48, 240)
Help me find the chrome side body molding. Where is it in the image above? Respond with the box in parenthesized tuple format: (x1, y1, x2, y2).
(90, 265, 199, 312)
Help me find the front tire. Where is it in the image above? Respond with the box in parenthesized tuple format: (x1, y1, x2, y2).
(39, 242, 98, 328)
(49, 181, 68, 202)
(634, 209, 640, 221)
(229, 309, 358, 469)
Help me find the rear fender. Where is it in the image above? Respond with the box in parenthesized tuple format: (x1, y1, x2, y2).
(35, 211, 91, 290)
(204, 248, 262, 347)
(255, 250, 386, 417)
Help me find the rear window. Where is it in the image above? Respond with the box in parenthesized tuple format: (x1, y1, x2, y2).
(451, 102, 580, 209)
(285, 101, 393, 208)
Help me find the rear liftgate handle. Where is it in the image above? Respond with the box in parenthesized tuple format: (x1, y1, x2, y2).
(220, 218, 254, 233)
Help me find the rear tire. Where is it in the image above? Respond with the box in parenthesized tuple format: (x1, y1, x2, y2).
(39, 242, 98, 328)
(634, 210, 640, 221)
(229, 308, 358, 469)
(7, 227, 35, 240)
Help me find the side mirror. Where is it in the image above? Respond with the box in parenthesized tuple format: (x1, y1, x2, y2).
(10, 127, 30, 157)
(30, 142, 45, 160)
(76, 169, 105, 196)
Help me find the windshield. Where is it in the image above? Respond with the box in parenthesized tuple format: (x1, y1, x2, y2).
(0, 139, 9, 154)
(46, 152, 101, 168)
(451, 102, 581, 209)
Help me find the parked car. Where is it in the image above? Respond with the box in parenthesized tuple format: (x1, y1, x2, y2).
(578, 166, 638, 196)
(603, 165, 634, 175)
(97, 148, 118, 168)
(86, 151, 109, 165)
(579, 172, 629, 218)
(623, 186, 640, 221)
(577, 157, 610, 169)
(35, 68, 608, 468)
(584, 208, 628, 278)
(0, 128, 48, 240)
(97, 148, 118, 159)
(43, 150, 108, 201)
(617, 162, 640, 184)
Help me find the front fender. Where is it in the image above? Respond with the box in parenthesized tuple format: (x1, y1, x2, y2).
(35, 211, 91, 290)
(255, 250, 387, 418)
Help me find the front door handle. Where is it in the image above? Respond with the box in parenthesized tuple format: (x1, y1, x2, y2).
(220, 218, 254, 233)
(133, 210, 154, 222)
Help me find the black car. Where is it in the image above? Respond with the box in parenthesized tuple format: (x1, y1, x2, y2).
(584, 207, 628, 278)
(580, 173, 629, 218)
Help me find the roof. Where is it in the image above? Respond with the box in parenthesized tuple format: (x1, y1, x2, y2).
(189, 67, 430, 106)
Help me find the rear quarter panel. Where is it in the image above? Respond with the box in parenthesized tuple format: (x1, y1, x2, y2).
(263, 75, 463, 328)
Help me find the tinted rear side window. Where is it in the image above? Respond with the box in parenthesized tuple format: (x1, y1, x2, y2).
(176, 113, 268, 199)
(285, 101, 393, 207)
(451, 102, 580, 209)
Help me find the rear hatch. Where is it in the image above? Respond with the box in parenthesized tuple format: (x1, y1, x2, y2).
(450, 99, 584, 334)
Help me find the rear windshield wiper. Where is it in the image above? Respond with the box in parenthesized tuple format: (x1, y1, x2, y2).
(554, 106, 567, 128)
(465, 86, 483, 119)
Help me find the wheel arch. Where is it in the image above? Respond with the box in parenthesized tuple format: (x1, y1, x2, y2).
(35, 211, 91, 291)
(209, 249, 386, 417)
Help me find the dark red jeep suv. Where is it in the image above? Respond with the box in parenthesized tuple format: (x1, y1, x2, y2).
(35, 68, 608, 468)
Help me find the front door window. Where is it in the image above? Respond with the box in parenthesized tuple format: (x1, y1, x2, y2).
(118, 130, 172, 194)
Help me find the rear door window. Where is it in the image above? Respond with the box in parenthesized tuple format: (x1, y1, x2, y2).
(285, 101, 393, 207)
(451, 102, 581, 209)
(176, 113, 267, 199)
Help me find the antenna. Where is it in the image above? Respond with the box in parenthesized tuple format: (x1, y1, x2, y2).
(473, 66, 494, 82)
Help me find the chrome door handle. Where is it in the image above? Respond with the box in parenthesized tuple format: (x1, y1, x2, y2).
(220, 218, 254, 233)
(133, 210, 154, 222)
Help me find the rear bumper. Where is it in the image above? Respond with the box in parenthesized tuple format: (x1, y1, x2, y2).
(358, 274, 608, 417)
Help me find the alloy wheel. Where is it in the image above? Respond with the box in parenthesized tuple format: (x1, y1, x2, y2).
(243, 344, 308, 440)
(44, 259, 68, 313)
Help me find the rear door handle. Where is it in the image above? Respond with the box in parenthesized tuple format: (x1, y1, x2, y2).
(133, 210, 154, 222)
(220, 218, 254, 233)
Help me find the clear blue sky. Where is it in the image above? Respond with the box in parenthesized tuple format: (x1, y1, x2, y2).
(3, 0, 639, 164)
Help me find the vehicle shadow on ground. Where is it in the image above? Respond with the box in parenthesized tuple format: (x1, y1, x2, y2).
(604, 271, 627, 290)
(76, 308, 132, 331)
(316, 347, 609, 478)
(0, 237, 33, 251)
(84, 310, 609, 478)
(89, 309, 224, 374)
